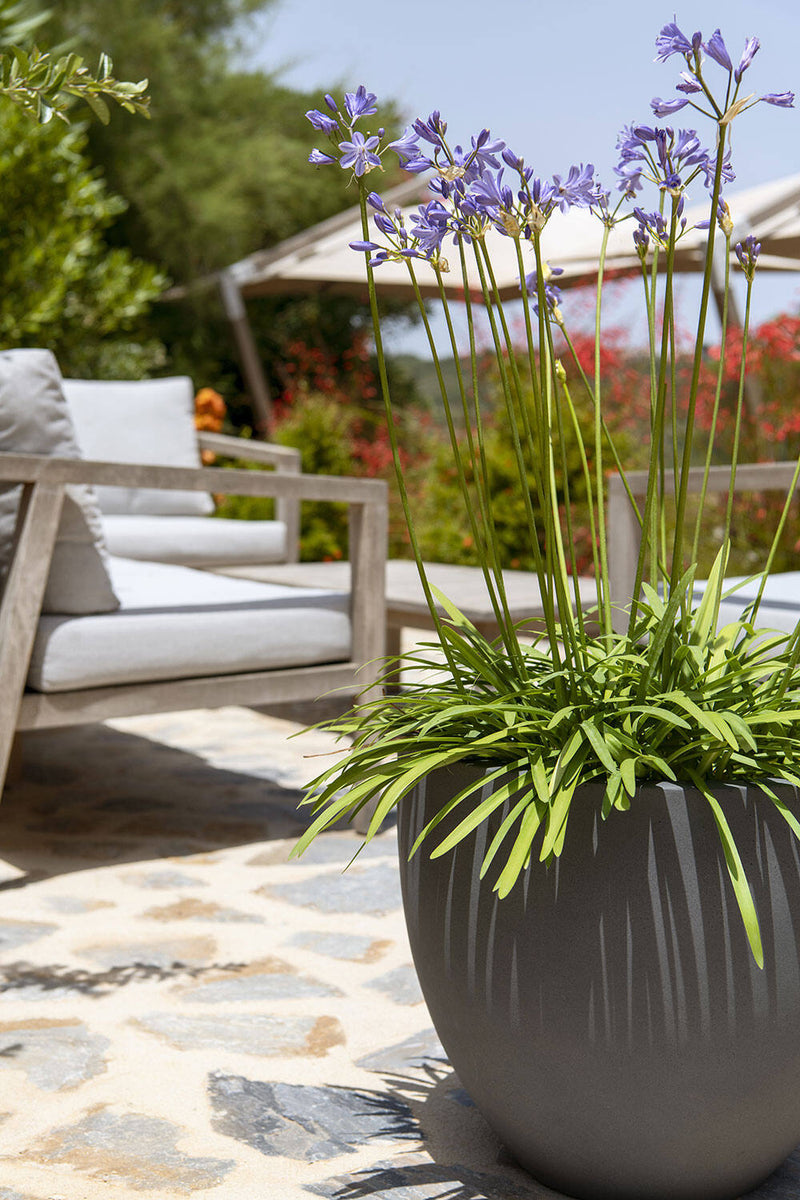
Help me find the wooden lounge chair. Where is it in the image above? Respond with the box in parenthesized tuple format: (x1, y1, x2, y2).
(0, 351, 387, 800)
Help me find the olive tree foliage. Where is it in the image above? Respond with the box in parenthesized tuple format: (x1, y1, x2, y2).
(0, 1, 149, 123)
(0, 105, 167, 376)
(0, 0, 165, 375)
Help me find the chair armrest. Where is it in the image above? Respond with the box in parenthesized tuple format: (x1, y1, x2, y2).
(196, 432, 302, 560)
(196, 431, 301, 472)
(0, 452, 378, 505)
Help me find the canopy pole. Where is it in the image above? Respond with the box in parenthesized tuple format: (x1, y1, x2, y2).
(218, 270, 273, 437)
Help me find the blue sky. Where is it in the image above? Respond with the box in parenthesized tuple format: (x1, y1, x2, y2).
(245, 1, 800, 344)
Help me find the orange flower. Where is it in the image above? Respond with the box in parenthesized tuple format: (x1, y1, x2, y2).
(194, 387, 226, 431)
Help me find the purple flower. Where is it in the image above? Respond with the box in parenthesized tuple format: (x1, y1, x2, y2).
(615, 161, 645, 195)
(735, 234, 761, 279)
(409, 201, 451, 256)
(350, 240, 381, 251)
(735, 36, 760, 82)
(651, 96, 690, 117)
(470, 169, 514, 212)
(338, 131, 381, 176)
(551, 163, 601, 212)
(344, 86, 377, 120)
(412, 111, 447, 147)
(654, 22, 701, 63)
(524, 273, 563, 315)
(701, 146, 735, 190)
(633, 208, 669, 246)
(367, 192, 386, 212)
(306, 109, 340, 134)
(633, 224, 650, 255)
(372, 213, 396, 236)
(761, 92, 795, 107)
(323, 94, 338, 112)
(676, 71, 703, 94)
(469, 129, 505, 173)
(308, 149, 336, 166)
(703, 29, 733, 72)
(388, 127, 432, 173)
(502, 147, 525, 170)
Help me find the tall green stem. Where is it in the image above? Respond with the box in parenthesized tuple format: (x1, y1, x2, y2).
(357, 190, 465, 689)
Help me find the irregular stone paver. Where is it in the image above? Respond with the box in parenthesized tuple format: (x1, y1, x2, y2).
(0, 1019, 109, 1092)
(183, 970, 339, 1003)
(30, 1108, 234, 1193)
(0, 1188, 39, 1200)
(358, 1029, 446, 1074)
(0, 921, 57, 951)
(78, 936, 217, 969)
(365, 966, 424, 1006)
(42, 895, 115, 913)
(134, 1012, 344, 1056)
(208, 1073, 418, 1162)
(288, 930, 392, 962)
(261, 863, 402, 915)
(124, 869, 209, 889)
(142, 897, 263, 923)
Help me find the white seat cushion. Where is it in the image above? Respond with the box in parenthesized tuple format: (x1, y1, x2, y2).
(27, 556, 350, 693)
(0, 349, 119, 615)
(100, 514, 288, 567)
(63, 376, 214, 517)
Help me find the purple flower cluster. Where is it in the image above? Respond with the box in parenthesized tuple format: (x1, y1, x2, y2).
(735, 234, 761, 280)
(309, 86, 606, 288)
(306, 86, 384, 177)
(307, 24, 791, 309)
(650, 21, 794, 119)
(615, 123, 714, 197)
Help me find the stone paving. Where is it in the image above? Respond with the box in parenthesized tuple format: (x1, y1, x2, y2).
(1, 704, 800, 1199)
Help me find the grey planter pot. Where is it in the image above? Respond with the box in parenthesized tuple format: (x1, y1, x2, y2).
(398, 764, 800, 1200)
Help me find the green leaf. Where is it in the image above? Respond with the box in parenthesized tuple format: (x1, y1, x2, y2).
(692, 543, 730, 649)
(580, 719, 618, 774)
(620, 757, 638, 796)
(494, 798, 547, 898)
(540, 775, 580, 861)
(80, 90, 111, 124)
(689, 771, 763, 969)
(428, 764, 526, 857)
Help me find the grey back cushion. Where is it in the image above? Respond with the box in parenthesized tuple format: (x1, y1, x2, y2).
(63, 376, 214, 516)
(0, 349, 119, 614)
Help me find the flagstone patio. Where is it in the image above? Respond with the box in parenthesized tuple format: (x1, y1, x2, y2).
(1, 704, 799, 1199)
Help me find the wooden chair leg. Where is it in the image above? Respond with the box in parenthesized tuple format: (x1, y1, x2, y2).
(5, 733, 23, 786)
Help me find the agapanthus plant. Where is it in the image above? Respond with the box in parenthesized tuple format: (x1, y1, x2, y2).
(297, 26, 798, 966)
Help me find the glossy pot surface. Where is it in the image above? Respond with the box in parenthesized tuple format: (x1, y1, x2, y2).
(398, 766, 800, 1200)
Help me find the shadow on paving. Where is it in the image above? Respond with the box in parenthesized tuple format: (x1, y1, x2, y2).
(0, 721, 336, 886)
(305, 1058, 800, 1200)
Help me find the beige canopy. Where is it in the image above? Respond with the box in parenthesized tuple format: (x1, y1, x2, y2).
(216, 172, 800, 428)
(227, 172, 800, 301)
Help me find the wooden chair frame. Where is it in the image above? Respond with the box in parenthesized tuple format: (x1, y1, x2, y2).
(0, 452, 388, 796)
(195, 430, 301, 562)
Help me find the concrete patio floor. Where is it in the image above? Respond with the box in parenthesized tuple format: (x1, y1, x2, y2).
(1, 704, 800, 1200)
